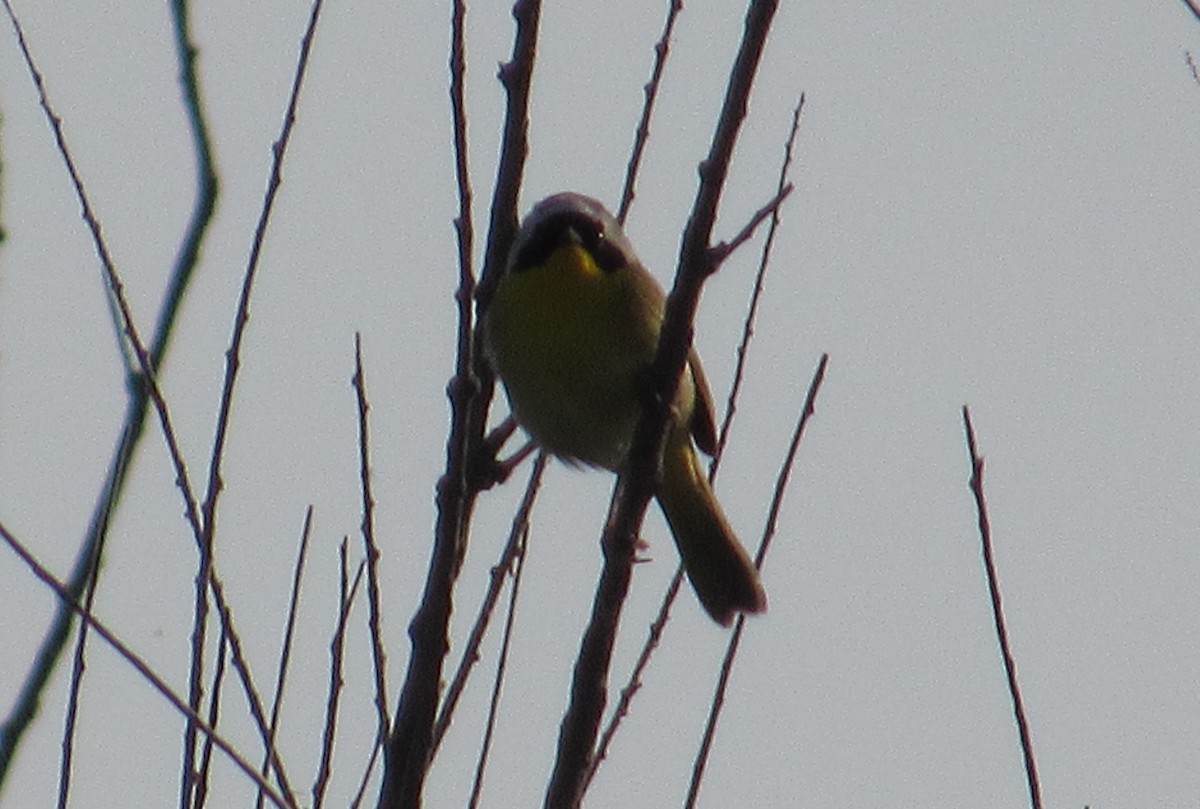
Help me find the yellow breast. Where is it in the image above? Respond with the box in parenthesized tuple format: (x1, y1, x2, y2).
(483, 243, 659, 469)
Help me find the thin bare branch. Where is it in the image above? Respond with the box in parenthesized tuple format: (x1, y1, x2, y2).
(962, 406, 1044, 809)
(187, 0, 326, 794)
(0, 0, 219, 783)
(348, 740, 382, 809)
(714, 95, 805, 468)
(209, 577, 300, 803)
(0, 520, 294, 809)
(200, 0, 325, 536)
(432, 452, 548, 754)
(686, 353, 828, 806)
(545, 3, 781, 807)
(0, 10, 232, 803)
(193, 627, 230, 809)
(450, 0, 474, 316)
(706, 182, 793, 268)
(0, 0, 205, 562)
(588, 97, 807, 786)
(580, 566, 684, 789)
(380, 1, 542, 805)
(58, 534, 106, 809)
(353, 335, 391, 748)
(313, 542, 367, 809)
(164, 0, 221, 356)
(466, 518, 532, 809)
(255, 508, 315, 809)
(617, 0, 683, 224)
(1182, 0, 1200, 25)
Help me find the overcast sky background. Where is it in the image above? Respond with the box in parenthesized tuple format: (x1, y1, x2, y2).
(2, 1, 1199, 807)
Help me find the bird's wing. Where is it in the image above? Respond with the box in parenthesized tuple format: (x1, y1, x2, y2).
(687, 348, 719, 457)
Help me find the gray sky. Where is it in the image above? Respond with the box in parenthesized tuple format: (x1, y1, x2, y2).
(2, 1, 1199, 806)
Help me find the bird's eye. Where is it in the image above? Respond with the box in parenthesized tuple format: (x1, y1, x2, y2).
(570, 218, 625, 273)
(510, 210, 626, 273)
(587, 232, 626, 273)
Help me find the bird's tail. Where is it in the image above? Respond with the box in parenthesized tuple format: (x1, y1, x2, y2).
(656, 433, 767, 626)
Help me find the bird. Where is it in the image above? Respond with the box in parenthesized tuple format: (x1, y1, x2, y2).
(481, 192, 766, 626)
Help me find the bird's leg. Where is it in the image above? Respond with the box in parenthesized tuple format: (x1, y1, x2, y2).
(472, 415, 536, 489)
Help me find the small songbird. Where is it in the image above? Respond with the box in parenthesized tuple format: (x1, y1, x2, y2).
(481, 192, 766, 625)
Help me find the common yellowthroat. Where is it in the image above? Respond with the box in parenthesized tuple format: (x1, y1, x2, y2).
(481, 192, 766, 626)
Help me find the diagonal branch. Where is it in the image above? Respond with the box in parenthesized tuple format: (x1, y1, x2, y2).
(431, 452, 548, 755)
(353, 335, 391, 748)
(0, 520, 294, 809)
(544, 2, 781, 807)
(254, 507, 315, 809)
(0, 0, 220, 787)
(714, 96, 805, 467)
(686, 353, 828, 806)
(1182, 0, 1200, 25)
(466, 513, 532, 809)
(183, 1, 327, 801)
(379, 1, 542, 805)
(962, 407, 1043, 809)
(617, 0, 683, 224)
(585, 97, 806, 788)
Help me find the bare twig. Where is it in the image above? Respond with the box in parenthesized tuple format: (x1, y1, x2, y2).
(0, 520, 294, 809)
(686, 353, 828, 806)
(961, 407, 1044, 809)
(379, 1, 542, 805)
(580, 566, 684, 789)
(193, 626, 230, 809)
(353, 335, 391, 748)
(617, 0, 683, 224)
(706, 182, 793, 268)
(544, 3, 781, 807)
(587, 97, 805, 786)
(714, 95, 805, 467)
(209, 578, 300, 803)
(58, 539, 104, 809)
(472, 0, 541, 315)
(186, 0, 327, 795)
(199, 0, 325, 537)
(0, 0, 219, 785)
(0, 0, 209, 637)
(348, 743, 382, 809)
(466, 518, 532, 809)
(346, 14, 477, 792)
(254, 508, 315, 809)
(432, 452, 549, 754)
(0, 9, 227, 804)
(313, 541, 366, 809)
(449, 0, 474, 309)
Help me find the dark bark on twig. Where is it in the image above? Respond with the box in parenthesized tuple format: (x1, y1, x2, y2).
(0, 521, 294, 809)
(0, 0, 218, 788)
(961, 407, 1044, 809)
(379, 2, 542, 806)
(617, 0, 683, 225)
(686, 354, 828, 807)
(543, 3, 781, 807)
(587, 97, 805, 787)
(353, 336, 392, 758)
(254, 508, 314, 809)
(431, 454, 548, 755)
